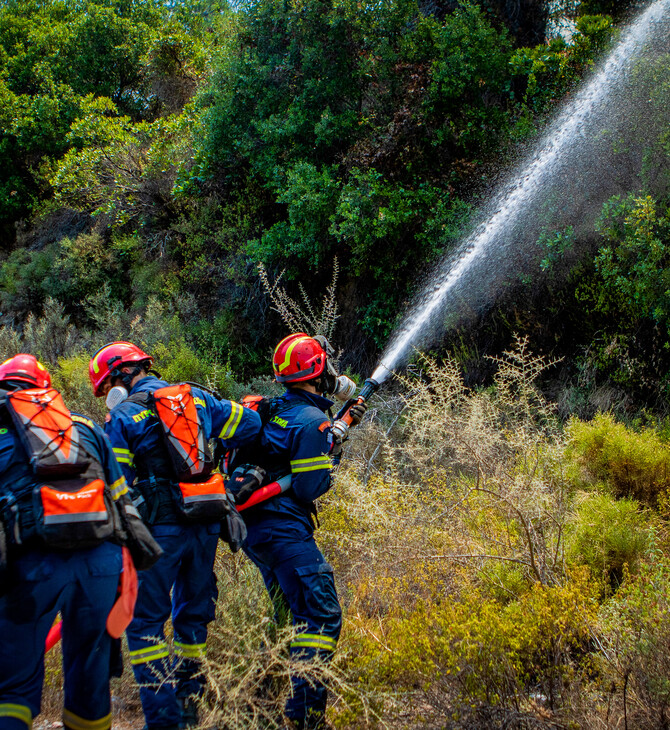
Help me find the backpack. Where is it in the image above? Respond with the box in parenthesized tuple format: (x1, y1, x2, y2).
(152, 383, 214, 481)
(223, 395, 296, 508)
(3, 387, 117, 550)
(128, 384, 227, 523)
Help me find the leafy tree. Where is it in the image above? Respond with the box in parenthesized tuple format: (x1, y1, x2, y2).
(192, 0, 516, 343)
(0, 0, 212, 236)
(592, 195, 670, 330)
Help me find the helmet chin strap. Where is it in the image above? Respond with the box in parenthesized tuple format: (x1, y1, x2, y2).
(110, 365, 145, 392)
(0, 379, 35, 392)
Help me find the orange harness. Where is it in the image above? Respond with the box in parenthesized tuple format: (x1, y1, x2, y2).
(130, 384, 229, 523)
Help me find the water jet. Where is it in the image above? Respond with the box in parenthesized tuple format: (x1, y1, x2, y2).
(369, 0, 670, 385)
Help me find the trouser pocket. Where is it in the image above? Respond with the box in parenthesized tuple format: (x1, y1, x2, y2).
(293, 562, 342, 642)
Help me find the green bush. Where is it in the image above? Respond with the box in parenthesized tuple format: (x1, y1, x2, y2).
(567, 492, 652, 590)
(54, 352, 106, 423)
(566, 412, 670, 505)
(346, 571, 598, 718)
(592, 195, 670, 329)
(510, 14, 614, 112)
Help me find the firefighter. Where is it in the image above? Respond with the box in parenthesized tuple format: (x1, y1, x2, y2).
(88, 341, 261, 730)
(236, 334, 365, 730)
(0, 354, 143, 730)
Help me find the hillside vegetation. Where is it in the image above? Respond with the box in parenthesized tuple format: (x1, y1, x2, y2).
(4, 0, 663, 388)
(5, 0, 670, 727)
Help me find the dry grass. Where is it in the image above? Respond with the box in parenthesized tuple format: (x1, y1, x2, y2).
(39, 547, 381, 730)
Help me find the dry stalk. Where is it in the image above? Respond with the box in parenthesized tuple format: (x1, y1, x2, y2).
(257, 259, 340, 339)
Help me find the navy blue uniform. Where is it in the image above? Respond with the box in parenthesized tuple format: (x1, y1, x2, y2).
(241, 388, 342, 726)
(0, 411, 127, 730)
(104, 376, 261, 729)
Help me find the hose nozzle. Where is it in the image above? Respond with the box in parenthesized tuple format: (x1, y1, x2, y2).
(331, 377, 380, 440)
(357, 377, 380, 402)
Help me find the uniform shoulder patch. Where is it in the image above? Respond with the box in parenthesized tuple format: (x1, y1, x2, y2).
(72, 414, 95, 429)
(318, 420, 331, 432)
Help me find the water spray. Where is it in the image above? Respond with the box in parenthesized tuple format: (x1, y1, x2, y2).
(375, 0, 670, 375)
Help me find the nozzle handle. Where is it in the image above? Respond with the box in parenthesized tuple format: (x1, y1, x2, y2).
(331, 378, 380, 440)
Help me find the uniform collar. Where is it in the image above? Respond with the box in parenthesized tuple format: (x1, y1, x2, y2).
(130, 375, 168, 394)
(284, 387, 333, 411)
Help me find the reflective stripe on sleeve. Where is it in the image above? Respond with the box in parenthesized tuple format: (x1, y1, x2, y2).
(109, 475, 128, 500)
(0, 704, 32, 729)
(129, 642, 170, 665)
(175, 641, 207, 659)
(112, 447, 134, 466)
(290, 456, 332, 473)
(219, 402, 243, 440)
(62, 709, 111, 730)
(290, 632, 338, 652)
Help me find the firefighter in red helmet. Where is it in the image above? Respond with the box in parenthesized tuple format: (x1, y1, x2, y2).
(89, 341, 153, 400)
(89, 341, 261, 730)
(230, 333, 366, 729)
(0, 354, 160, 730)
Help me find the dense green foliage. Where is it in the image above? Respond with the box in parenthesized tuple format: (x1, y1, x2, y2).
(2, 0, 659, 387)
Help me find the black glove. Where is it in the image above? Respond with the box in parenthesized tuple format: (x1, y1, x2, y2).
(227, 465, 266, 506)
(348, 402, 368, 427)
(220, 493, 248, 553)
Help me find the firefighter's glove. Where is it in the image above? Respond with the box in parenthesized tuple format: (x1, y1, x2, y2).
(229, 465, 266, 506)
(330, 433, 344, 465)
(348, 402, 368, 427)
(221, 492, 247, 553)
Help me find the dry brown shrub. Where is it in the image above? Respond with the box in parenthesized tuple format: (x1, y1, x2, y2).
(258, 260, 340, 340)
(198, 548, 381, 729)
(315, 338, 582, 726)
(329, 336, 568, 595)
(37, 547, 380, 730)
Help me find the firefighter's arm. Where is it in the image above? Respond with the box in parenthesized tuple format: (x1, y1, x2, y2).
(103, 412, 137, 486)
(208, 394, 262, 448)
(289, 419, 334, 503)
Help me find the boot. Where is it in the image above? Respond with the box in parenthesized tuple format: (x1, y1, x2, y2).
(178, 697, 199, 729)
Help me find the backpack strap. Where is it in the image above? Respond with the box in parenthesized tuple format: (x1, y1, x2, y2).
(125, 391, 152, 407)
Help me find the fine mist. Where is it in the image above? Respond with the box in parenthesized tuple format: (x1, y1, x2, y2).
(373, 0, 670, 383)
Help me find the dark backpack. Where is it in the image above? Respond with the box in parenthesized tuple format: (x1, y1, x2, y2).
(128, 384, 228, 524)
(2, 387, 116, 550)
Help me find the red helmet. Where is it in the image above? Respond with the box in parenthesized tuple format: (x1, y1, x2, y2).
(0, 354, 51, 389)
(272, 333, 327, 384)
(89, 341, 152, 397)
